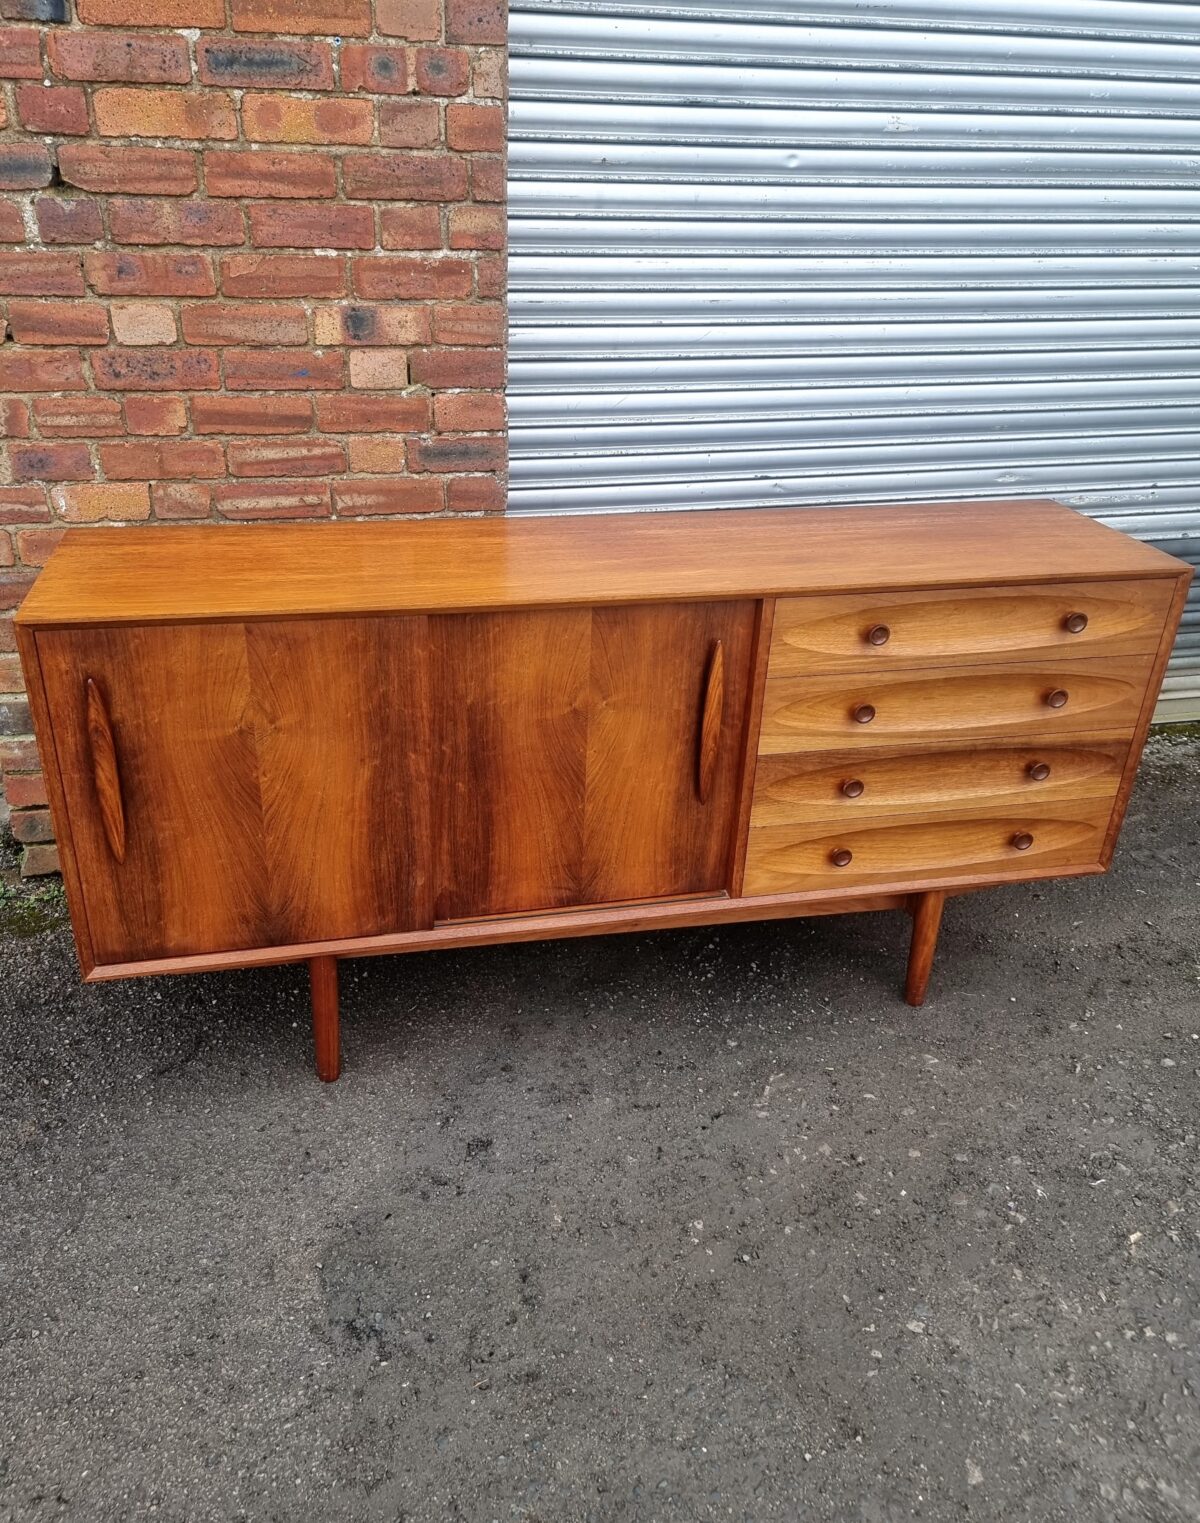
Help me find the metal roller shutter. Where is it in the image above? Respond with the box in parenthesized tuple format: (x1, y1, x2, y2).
(506, 0, 1200, 717)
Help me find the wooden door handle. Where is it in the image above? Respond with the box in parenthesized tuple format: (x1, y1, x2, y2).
(85, 677, 127, 863)
(696, 639, 725, 803)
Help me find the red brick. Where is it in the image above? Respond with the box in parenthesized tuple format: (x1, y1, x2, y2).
(0, 736, 43, 770)
(109, 198, 244, 248)
(14, 531, 63, 572)
(221, 253, 345, 297)
(379, 205, 443, 250)
(0, 399, 30, 438)
(343, 153, 467, 201)
(248, 201, 374, 250)
(410, 346, 504, 389)
(341, 45, 409, 94)
(0, 537, 13, 570)
(376, 0, 440, 40)
(191, 394, 313, 434)
(434, 391, 505, 431)
(0, 571, 36, 611)
(223, 348, 344, 391)
(0, 145, 54, 191)
(446, 103, 504, 152)
(0, 350, 86, 393)
(10, 810, 54, 846)
(347, 348, 408, 388)
(95, 87, 238, 141)
(59, 144, 197, 196)
(48, 31, 191, 84)
(446, 0, 505, 43)
(124, 394, 187, 434)
(8, 302, 109, 346)
(0, 487, 51, 523)
(448, 204, 504, 251)
(19, 843, 61, 879)
(34, 397, 124, 438)
(0, 253, 84, 297)
(153, 482, 211, 519)
(379, 99, 441, 149)
(99, 439, 225, 479)
(446, 474, 504, 512)
(181, 303, 308, 346)
(4, 768, 48, 805)
(227, 439, 346, 477)
(205, 150, 336, 199)
(214, 479, 332, 519)
(0, 28, 41, 79)
(0, 204, 24, 243)
(353, 256, 473, 300)
(315, 393, 430, 432)
(34, 197, 104, 246)
(197, 39, 333, 90)
(51, 481, 152, 523)
(231, 0, 370, 33)
(471, 155, 504, 202)
(93, 348, 220, 391)
(85, 252, 216, 296)
(77, 0, 224, 24)
(475, 253, 504, 298)
(432, 302, 504, 347)
(409, 434, 505, 474)
(313, 303, 431, 346)
(242, 93, 374, 145)
(110, 301, 176, 346)
(413, 47, 471, 97)
(333, 477, 443, 515)
(10, 444, 92, 483)
(16, 85, 89, 136)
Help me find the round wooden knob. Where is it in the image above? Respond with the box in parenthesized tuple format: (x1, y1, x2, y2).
(866, 624, 891, 647)
(1027, 761, 1051, 782)
(1011, 831, 1034, 851)
(1064, 612, 1088, 634)
(830, 847, 853, 868)
(840, 778, 865, 799)
(852, 703, 876, 725)
(1045, 688, 1069, 709)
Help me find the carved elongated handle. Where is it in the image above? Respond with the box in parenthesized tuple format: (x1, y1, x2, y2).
(85, 677, 126, 864)
(696, 639, 725, 804)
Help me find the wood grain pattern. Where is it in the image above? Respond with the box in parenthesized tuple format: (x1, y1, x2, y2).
(310, 956, 341, 1083)
(750, 738, 1129, 826)
(696, 640, 724, 803)
(768, 578, 1177, 676)
(15, 501, 1183, 630)
(905, 890, 945, 1007)
(758, 655, 1153, 755)
(84, 677, 126, 864)
(36, 618, 434, 962)
(434, 602, 757, 917)
(744, 797, 1112, 896)
(729, 598, 775, 896)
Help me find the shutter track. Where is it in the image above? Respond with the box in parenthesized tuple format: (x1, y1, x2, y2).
(507, 0, 1200, 717)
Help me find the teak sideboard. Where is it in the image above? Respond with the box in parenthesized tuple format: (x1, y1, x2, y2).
(15, 500, 1191, 1082)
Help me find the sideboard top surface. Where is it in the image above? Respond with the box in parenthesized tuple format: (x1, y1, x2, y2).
(17, 499, 1187, 628)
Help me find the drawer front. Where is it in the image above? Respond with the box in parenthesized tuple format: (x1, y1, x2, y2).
(750, 738, 1128, 827)
(769, 578, 1175, 676)
(758, 655, 1152, 754)
(743, 798, 1113, 896)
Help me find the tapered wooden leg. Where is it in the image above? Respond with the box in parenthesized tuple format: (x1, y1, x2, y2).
(905, 891, 946, 1007)
(309, 956, 341, 1082)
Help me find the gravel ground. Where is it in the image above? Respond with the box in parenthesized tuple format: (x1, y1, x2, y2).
(1, 730, 1198, 1523)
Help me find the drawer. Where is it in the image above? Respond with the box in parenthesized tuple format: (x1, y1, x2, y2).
(750, 738, 1128, 827)
(743, 797, 1113, 896)
(769, 578, 1175, 676)
(758, 655, 1152, 754)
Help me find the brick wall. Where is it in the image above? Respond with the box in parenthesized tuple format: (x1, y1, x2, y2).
(0, 0, 508, 875)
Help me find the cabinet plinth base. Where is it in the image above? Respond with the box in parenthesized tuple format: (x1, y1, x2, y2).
(309, 956, 341, 1082)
